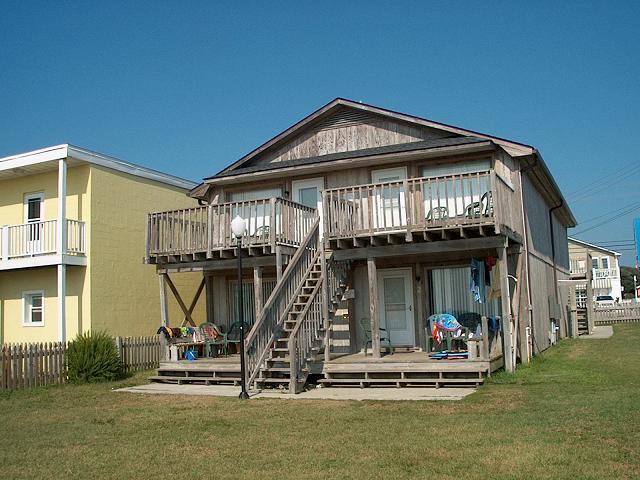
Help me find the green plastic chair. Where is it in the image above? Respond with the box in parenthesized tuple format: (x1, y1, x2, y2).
(199, 322, 228, 357)
(359, 317, 394, 355)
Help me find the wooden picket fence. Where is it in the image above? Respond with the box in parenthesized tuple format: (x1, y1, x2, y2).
(0, 342, 67, 390)
(115, 335, 164, 373)
(594, 304, 640, 325)
(1, 334, 164, 391)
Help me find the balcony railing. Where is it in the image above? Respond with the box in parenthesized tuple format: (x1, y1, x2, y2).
(323, 170, 519, 240)
(0, 219, 86, 261)
(593, 268, 618, 279)
(569, 263, 619, 279)
(146, 198, 316, 259)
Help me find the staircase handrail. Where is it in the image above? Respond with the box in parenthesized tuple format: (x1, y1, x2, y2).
(244, 217, 320, 387)
(287, 252, 350, 393)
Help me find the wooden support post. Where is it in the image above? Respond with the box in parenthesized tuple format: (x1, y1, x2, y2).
(403, 179, 413, 242)
(568, 283, 579, 338)
(205, 274, 215, 324)
(586, 253, 595, 334)
(253, 266, 263, 318)
(367, 257, 381, 358)
(415, 262, 425, 350)
(159, 274, 170, 326)
(163, 273, 197, 327)
(511, 250, 525, 364)
(480, 315, 490, 360)
(498, 246, 515, 373)
(275, 246, 283, 283)
(321, 245, 331, 362)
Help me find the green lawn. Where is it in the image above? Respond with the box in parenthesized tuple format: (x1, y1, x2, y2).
(1, 325, 639, 480)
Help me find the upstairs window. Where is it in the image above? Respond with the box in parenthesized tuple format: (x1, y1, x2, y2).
(601, 258, 609, 269)
(23, 291, 44, 326)
(421, 159, 491, 179)
(592, 258, 599, 269)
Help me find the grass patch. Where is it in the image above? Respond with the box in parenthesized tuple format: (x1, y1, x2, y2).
(1, 325, 639, 479)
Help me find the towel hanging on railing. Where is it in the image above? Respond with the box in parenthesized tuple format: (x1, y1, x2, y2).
(470, 258, 486, 303)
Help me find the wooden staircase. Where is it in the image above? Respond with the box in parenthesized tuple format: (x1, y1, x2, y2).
(256, 253, 350, 392)
(256, 257, 324, 391)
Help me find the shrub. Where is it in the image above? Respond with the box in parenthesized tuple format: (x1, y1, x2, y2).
(67, 331, 123, 383)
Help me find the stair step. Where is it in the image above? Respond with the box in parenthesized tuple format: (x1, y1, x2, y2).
(258, 378, 291, 384)
(319, 377, 483, 386)
(149, 375, 241, 385)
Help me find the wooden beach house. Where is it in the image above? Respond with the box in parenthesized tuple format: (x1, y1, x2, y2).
(145, 99, 576, 392)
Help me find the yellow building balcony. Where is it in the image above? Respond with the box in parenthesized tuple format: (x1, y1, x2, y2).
(0, 219, 86, 270)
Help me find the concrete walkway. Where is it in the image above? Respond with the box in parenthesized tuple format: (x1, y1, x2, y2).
(580, 325, 614, 339)
(116, 383, 475, 401)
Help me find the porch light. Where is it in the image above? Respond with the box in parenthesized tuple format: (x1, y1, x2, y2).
(231, 215, 247, 238)
(231, 214, 250, 400)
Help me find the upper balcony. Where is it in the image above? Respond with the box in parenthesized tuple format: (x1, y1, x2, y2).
(0, 219, 87, 270)
(145, 198, 316, 264)
(323, 170, 521, 249)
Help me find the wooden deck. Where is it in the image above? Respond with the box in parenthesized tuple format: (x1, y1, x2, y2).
(321, 351, 504, 388)
(150, 351, 505, 389)
(151, 356, 242, 385)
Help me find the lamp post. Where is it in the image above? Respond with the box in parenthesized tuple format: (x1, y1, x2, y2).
(231, 215, 250, 400)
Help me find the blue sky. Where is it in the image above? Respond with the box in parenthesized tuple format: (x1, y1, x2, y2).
(1, 1, 639, 264)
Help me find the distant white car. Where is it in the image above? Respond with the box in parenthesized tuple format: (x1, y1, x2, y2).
(596, 295, 615, 307)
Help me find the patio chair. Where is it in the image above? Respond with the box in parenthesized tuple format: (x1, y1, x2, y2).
(457, 312, 482, 334)
(464, 191, 493, 219)
(226, 321, 250, 354)
(425, 314, 470, 353)
(426, 206, 449, 223)
(199, 322, 228, 357)
(359, 317, 393, 355)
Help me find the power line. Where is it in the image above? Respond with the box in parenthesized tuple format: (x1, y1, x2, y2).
(566, 158, 640, 199)
(574, 201, 640, 227)
(572, 203, 640, 235)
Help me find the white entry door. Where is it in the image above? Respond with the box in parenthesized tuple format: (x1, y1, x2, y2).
(24, 192, 44, 254)
(371, 167, 407, 230)
(291, 177, 324, 234)
(377, 268, 414, 346)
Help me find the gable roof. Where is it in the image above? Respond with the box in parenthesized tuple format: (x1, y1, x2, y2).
(217, 97, 535, 176)
(207, 136, 490, 180)
(0, 144, 197, 190)
(568, 237, 621, 257)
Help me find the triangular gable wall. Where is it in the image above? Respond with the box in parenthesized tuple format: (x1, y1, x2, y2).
(244, 106, 457, 167)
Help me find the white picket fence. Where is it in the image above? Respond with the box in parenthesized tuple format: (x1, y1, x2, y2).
(1, 335, 163, 391)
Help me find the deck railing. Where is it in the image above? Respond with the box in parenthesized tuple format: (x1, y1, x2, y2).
(244, 218, 321, 388)
(323, 170, 519, 240)
(288, 281, 323, 393)
(467, 316, 504, 361)
(0, 219, 86, 260)
(146, 198, 316, 258)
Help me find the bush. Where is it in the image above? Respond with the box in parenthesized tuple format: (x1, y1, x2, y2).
(67, 331, 123, 383)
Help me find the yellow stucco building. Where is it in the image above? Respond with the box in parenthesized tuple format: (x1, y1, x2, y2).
(0, 144, 204, 343)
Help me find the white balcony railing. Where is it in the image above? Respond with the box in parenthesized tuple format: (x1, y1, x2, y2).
(569, 261, 618, 280)
(0, 219, 86, 261)
(593, 268, 618, 279)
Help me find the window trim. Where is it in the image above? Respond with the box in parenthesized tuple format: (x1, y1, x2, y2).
(22, 290, 45, 327)
(24, 192, 45, 224)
